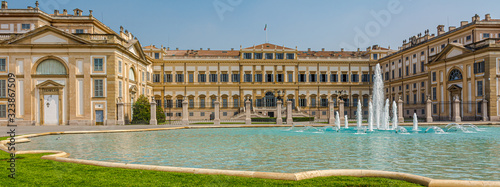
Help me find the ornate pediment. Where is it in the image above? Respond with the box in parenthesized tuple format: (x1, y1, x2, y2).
(7, 25, 90, 45)
(36, 80, 65, 88)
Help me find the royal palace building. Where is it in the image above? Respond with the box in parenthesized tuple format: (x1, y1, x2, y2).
(1, 1, 500, 126)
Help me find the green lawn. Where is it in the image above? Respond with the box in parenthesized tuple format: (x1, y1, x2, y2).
(0, 137, 421, 186)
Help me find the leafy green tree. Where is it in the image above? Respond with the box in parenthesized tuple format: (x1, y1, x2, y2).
(132, 95, 150, 124)
(156, 104, 166, 123)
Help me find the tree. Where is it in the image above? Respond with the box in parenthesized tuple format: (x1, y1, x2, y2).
(156, 103, 166, 123)
(132, 95, 150, 124)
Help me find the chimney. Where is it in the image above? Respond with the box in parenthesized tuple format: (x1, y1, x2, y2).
(321, 48, 325, 52)
(207, 48, 210, 51)
(74, 9, 78, 16)
(167, 47, 170, 51)
(437, 25, 445, 35)
(485, 14, 491, 21)
(1, 1, 7, 9)
(460, 21, 468, 27)
(357, 48, 360, 52)
(307, 48, 311, 52)
(200, 48, 203, 50)
(176, 48, 179, 50)
(231, 48, 234, 51)
(54, 10, 59, 16)
(449, 26, 456, 31)
(341, 48, 344, 52)
(63, 9, 67, 16)
(89, 10, 93, 17)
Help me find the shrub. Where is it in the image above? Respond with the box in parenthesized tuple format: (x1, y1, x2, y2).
(132, 95, 150, 124)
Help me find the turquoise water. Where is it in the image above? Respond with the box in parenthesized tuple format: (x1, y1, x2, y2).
(17, 126, 500, 181)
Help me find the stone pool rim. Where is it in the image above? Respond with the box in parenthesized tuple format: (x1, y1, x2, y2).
(1, 125, 499, 187)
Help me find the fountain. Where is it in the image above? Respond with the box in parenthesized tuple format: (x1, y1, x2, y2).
(395, 126, 409, 134)
(357, 99, 362, 129)
(462, 124, 485, 131)
(335, 111, 341, 129)
(380, 99, 390, 130)
(445, 123, 473, 133)
(412, 113, 420, 131)
(392, 101, 398, 130)
(425, 126, 446, 134)
(368, 101, 373, 131)
(344, 115, 348, 129)
(372, 64, 384, 129)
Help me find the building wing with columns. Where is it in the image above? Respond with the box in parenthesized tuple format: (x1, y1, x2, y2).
(0, 1, 153, 126)
(1, 1, 500, 126)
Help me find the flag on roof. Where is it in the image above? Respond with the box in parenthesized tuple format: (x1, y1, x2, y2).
(264, 24, 267, 31)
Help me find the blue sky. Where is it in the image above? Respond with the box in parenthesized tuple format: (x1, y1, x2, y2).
(11, 0, 500, 51)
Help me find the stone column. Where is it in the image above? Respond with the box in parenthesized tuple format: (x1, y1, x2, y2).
(339, 99, 345, 121)
(182, 99, 189, 125)
(452, 96, 461, 122)
(426, 96, 433, 122)
(397, 96, 404, 123)
(276, 100, 283, 125)
(482, 99, 489, 121)
(117, 102, 124, 125)
(150, 101, 157, 125)
(286, 100, 293, 124)
(328, 101, 335, 125)
(214, 101, 220, 125)
(245, 100, 251, 125)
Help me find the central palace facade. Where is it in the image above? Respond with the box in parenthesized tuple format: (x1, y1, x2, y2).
(1, 2, 500, 126)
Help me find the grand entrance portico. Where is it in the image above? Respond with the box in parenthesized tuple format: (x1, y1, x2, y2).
(37, 80, 64, 126)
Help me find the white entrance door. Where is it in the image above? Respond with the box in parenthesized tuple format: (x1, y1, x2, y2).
(44, 95, 59, 125)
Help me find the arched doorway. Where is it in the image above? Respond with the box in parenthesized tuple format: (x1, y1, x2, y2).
(264, 92, 276, 107)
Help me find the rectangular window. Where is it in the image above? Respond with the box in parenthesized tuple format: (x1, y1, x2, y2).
(319, 74, 327, 82)
(421, 51, 425, 56)
(477, 81, 483, 96)
(200, 98, 205, 108)
(385, 72, 389, 81)
(164, 74, 172, 82)
(413, 64, 416, 74)
(441, 44, 446, 49)
(74, 29, 84, 34)
(256, 99, 263, 107)
(94, 79, 104, 97)
(153, 74, 160, 82)
(255, 53, 262, 59)
(421, 81, 425, 87)
(398, 68, 401, 77)
(414, 83, 416, 89)
(298, 74, 306, 82)
(483, 33, 490, 38)
(351, 74, 359, 82)
(0, 104, 6, 118)
(188, 74, 194, 83)
(220, 74, 229, 82)
(341, 74, 348, 82)
(209, 74, 218, 82)
(466, 35, 472, 41)
(433, 104, 437, 114)
(118, 61, 122, 73)
(413, 54, 416, 58)
(93, 58, 103, 71)
(198, 74, 206, 82)
(432, 72, 436, 81)
(266, 74, 274, 82)
(276, 53, 284, 59)
(392, 70, 394, 79)
(21, 24, 30, 30)
(363, 98, 368, 107)
(231, 74, 240, 82)
(413, 94, 417, 104)
(361, 74, 370, 82)
(330, 74, 338, 82)
(255, 74, 262, 82)
(406, 95, 409, 105)
(265, 53, 273, 59)
(431, 48, 435, 53)
(276, 74, 284, 82)
(309, 74, 317, 82)
(118, 81, 122, 98)
(421, 62, 424, 72)
(478, 102, 482, 113)
(244, 74, 252, 82)
(147, 72, 150, 81)
(189, 99, 194, 108)
(288, 73, 293, 82)
(176, 74, 184, 82)
(373, 54, 378, 60)
(176, 99, 183, 108)
(222, 99, 228, 108)
(287, 53, 295, 59)
(0, 80, 5, 98)
(165, 99, 173, 108)
(0, 58, 5, 71)
(474, 61, 485, 74)
(200, 112, 205, 116)
(233, 99, 239, 108)
(405, 66, 409, 76)
(421, 93, 425, 104)
(310, 98, 316, 107)
(432, 87, 437, 100)
(243, 53, 252, 59)
(299, 98, 307, 107)
(154, 53, 160, 59)
(320, 98, 328, 107)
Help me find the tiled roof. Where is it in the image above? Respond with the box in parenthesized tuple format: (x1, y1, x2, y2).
(143, 45, 158, 49)
(244, 43, 294, 50)
(164, 49, 239, 57)
(297, 51, 368, 58)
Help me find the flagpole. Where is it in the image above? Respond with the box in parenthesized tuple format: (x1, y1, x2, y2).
(266, 29, 268, 43)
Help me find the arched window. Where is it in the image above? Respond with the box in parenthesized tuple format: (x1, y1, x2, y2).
(36, 59, 67, 75)
(129, 68, 136, 81)
(449, 69, 462, 81)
